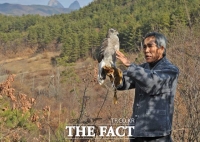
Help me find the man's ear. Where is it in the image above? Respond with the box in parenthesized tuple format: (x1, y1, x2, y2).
(160, 46, 164, 50)
(159, 46, 165, 55)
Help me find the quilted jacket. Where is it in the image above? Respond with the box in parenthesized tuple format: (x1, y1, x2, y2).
(117, 57, 179, 137)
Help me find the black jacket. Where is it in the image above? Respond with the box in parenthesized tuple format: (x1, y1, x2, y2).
(117, 57, 179, 137)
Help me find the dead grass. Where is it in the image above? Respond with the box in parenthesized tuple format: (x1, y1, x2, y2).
(0, 51, 60, 74)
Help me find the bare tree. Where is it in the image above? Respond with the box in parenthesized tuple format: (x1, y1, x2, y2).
(168, 24, 200, 142)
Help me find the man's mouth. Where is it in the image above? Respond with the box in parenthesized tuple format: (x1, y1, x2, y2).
(145, 55, 151, 59)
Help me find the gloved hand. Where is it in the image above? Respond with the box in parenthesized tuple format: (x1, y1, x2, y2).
(103, 66, 123, 86)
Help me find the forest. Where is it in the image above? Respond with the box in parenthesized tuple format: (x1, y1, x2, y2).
(0, 0, 200, 141)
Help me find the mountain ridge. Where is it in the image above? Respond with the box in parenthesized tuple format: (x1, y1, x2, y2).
(0, 3, 72, 16)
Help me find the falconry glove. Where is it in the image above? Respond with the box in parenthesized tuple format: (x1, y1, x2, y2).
(103, 66, 123, 87)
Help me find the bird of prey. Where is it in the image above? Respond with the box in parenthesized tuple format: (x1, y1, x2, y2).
(97, 28, 120, 104)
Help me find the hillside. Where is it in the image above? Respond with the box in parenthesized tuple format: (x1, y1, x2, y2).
(0, 0, 199, 62)
(0, 51, 135, 141)
(0, 3, 72, 16)
(1, 29, 199, 141)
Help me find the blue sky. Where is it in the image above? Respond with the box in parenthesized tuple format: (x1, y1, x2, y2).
(0, 0, 93, 8)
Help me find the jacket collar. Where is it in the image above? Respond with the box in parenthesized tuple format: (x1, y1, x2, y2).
(146, 56, 167, 70)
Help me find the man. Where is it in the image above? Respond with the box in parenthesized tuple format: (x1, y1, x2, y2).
(107, 32, 179, 142)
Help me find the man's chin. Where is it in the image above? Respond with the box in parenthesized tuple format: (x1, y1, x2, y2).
(145, 59, 152, 63)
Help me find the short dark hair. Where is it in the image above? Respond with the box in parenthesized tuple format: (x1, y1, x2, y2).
(142, 32, 167, 56)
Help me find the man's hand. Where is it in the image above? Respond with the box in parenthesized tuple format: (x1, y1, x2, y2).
(103, 66, 123, 86)
(116, 50, 131, 67)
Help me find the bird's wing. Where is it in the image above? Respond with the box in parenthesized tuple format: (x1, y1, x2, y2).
(97, 37, 109, 63)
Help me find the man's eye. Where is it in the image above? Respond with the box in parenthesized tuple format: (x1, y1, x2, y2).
(143, 45, 147, 48)
(147, 44, 153, 47)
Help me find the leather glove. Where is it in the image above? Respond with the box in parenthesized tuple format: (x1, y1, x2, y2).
(103, 66, 123, 86)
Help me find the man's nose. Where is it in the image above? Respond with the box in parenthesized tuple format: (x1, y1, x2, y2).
(144, 47, 150, 53)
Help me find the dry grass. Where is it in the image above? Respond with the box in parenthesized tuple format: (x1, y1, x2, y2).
(1, 51, 60, 74)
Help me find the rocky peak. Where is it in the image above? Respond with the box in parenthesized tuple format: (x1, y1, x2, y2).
(69, 0, 81, 10)
(48, 0, 64, 8)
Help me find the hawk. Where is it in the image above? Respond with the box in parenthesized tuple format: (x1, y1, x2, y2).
(97, 28, 120, 104)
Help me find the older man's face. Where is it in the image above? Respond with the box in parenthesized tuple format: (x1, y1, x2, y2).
(143, 36, 164, 63)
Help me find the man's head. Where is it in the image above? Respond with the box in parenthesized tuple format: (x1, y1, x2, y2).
(142, 32, 167, 63)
